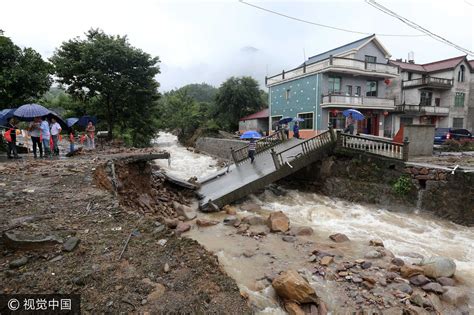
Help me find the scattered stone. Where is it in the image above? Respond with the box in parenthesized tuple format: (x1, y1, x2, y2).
(364, 250, 383, 259)
(441, 287, 468, 306)
(267, 211, 290, 232)
(63, 237, 80, 252)
(196, 219, 219, 227)
(8, 256, 28, 269)
(157, 239, 167, 246)
(248, 225, 269, 236)
(320, 256, 333, 266)
(236, 224, 249, 234)
(242, 250, 255, 258)
(272, 270, 318, 303)
(422, 282, 444, 294)
(436, 277, 455, 287)
(361, 261, 372, 269)
(409, 275, 430, 286)
(242, 215, 266, 226)
(233, 218, 242, 227)
(164, 218, 179, 229)
(308, 255, 317, 262)
(391, 258, 405, 266)
(3, 231, 62, 250)
(410, 293, 426, 307)
(400, 264, 424, 278)
(390, 283, 413, 295)
(163, 263, 170, 273)
(222, 205, 237, 215)
(175, 222, 190, 236)
(386, 272, 399, 280)
(388, 265, 401, 272)
(291, 226, 314, 236)
(282, 236, 297, 243)
(352, 276, 363, 283)
(147, 283, 166, 303)
(329, 233, 349, 243)
(49, 255, 63, 263)
(284, 301, 305, 315)
(369, 239, 384, 247)
(421, 256, 456, 278)
(223, 215, 239, 226)
(153, 225, 166, 234)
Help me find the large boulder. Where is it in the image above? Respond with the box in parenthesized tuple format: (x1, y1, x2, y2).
(267, 211, 290, 232)
(272, 270, 318, 303)
(441, 287, 468, 306)
(421, 256, 456, 278)
(329, 233, 350, 243)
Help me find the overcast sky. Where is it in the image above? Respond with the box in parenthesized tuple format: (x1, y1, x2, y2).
(2, 0, 473, 91)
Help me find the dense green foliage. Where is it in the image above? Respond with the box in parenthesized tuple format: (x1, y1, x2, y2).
(0, 36, 52, 109)
(214, 76, 266, 131)
(392, 175, 413, 196)
(50, 29, 160, 147)
(157, 84, 219, 143)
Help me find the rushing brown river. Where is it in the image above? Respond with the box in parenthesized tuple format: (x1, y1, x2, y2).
(155, 132, 474, 313)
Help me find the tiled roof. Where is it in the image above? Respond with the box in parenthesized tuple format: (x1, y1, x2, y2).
(240, 108, 269, 121)
(390, 55, 467, 73)
(305, 34, 374, 65)
(468, 60, 474, 70)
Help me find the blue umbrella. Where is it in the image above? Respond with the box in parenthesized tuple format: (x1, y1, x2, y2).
(292, 117, 304, 122)
(240, 130, 262, 139)
(14, 103, 50, 119)
(66, 118, 79, 128)
(77, 115, 97, 127)
(342, 109, 365, 121)
(278, 117, 293, 125)
(0, 108, 17, 126)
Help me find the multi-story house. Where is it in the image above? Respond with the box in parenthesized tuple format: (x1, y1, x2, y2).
(265, 34, 400, 138)
(388, 56, 473, 133)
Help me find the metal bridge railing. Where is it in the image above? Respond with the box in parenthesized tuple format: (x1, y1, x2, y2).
(231, 129, 286, 165)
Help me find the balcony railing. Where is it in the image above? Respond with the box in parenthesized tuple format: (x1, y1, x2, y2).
(396, 104, 449, 116)
(402, 77, 453, 89)
(321, 94, 395, 109)
(266, 56, 399, 86)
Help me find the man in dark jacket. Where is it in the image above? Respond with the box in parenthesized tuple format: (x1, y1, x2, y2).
(6, 118, 19, 159)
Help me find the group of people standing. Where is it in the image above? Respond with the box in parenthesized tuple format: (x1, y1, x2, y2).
(4, 117, 96, 159)
(28, 117, 62, 158)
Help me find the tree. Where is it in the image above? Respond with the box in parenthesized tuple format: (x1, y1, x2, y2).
(178, 83, 217, 103)
(0, 36, 52, 109)
(50, 29, 160, 146)
(214, 76, 266, 131)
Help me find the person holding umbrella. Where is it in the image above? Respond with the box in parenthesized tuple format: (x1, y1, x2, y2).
(28, 117, 43, 158)
(86, 121, 95, 149)
(344, 113, 355, 135)
(293, 121, 300, 139)
(240, 130, 261, 164)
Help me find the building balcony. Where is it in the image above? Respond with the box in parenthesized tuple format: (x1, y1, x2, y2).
(395, 104, 449, 116)
(321, 94, 395, 110)
(266, 57, 400, 86)
(402, 77, 453, 89)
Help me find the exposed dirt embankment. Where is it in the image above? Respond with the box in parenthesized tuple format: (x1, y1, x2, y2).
(0, 152, 251, 314)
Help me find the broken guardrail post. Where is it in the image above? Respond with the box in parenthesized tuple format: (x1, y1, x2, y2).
(403, 137, 410, 161)
(336, 130, 342, 148)
(270, 148, 281, 170)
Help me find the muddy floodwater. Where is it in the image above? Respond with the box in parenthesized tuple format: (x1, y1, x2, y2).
(154, 132, 474, 313)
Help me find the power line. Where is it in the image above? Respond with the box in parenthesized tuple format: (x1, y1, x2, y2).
(464, 0, 474, 7)
(366, 0, 474, 56)
(238, 0, 426, 37)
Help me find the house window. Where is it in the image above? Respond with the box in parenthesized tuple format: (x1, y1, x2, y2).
(328, 77, 341, 94)
(346, 85, 352, 96)
(271, 115, 282, 131)
(355, 86, 361, 96)
(285, 89, 291, 100)
(435, 98, 440, 107)
(407, 72, 412, 81)
(453, 118, 463, 129)
(366, 81, 377, 97)
(458, 65, 465, 82)
(455, 92, 465, 107)
(329, 112, 346, 129)
(365, 55, 377, 63)
(297, 112, 314, 129)
(420, 91, 432, 106)
(400, 117, 413, 127)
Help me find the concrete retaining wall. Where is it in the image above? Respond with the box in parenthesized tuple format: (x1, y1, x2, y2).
(404, 124, 435, 157)
(195, 137, 247, 160)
